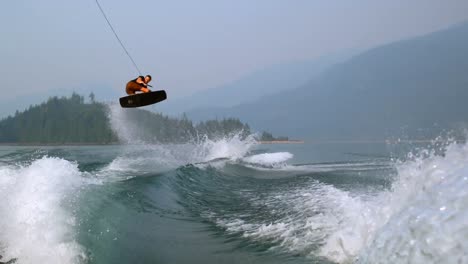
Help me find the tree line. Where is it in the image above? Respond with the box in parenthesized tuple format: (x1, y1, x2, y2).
(0, 93, 260, 144)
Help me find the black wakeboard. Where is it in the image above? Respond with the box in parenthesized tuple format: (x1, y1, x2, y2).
(119, 90, 167, 108)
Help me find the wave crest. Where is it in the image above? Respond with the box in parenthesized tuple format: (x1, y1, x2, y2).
(0, 157, 86, 264)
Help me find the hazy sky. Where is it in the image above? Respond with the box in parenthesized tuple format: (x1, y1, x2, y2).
(1, 0, 468, 104)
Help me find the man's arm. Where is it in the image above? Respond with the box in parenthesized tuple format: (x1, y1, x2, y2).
(135, 77, 147, 87)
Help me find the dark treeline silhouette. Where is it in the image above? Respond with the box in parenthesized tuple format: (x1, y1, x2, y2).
(0, 93, 114, 144)
(116, 109, 251, 143)
(259, 131, 289, 141)
(0, 93, 255, 144)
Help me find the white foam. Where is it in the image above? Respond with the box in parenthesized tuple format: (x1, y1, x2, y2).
(105, 156, 140, 173)
(96, 133, 258, 180)
(214, 141, 468, 263)
(106, 103, 257, 169)
(242, 152, 293, 167)
(0, 157, 86, 264)
(194, 134, 256, 162)
(214, 181, 351, 255)
(96, 144, 183, 181)
(355, 142, 468, 263)
(318, 141, 468, 263)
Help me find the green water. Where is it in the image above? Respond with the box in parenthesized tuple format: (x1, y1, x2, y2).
(0, 140, 466, 264)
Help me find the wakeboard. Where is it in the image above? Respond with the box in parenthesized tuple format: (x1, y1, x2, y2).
(120, 90, 167, 108)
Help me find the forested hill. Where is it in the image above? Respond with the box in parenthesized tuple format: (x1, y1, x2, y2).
(0, 94, 114, 144)
(0, 94, 252, 144)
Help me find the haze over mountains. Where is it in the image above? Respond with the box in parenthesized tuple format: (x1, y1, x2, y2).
(3, 21, 467, 142)
(185, 21, 468, 140)
(157, 51, 357, 115)
(0, 50, 353, 119)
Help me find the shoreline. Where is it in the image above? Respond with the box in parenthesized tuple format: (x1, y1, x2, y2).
(257, 140, 305, 144)
(0, 138, 464, 147)
(304, 139, 465, 144)
(0, 142, 120, 147)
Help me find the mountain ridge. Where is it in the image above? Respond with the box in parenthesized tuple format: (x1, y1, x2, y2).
(187, 21, 468, 140)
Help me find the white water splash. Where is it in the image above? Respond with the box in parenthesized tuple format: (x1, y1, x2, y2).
(105, 102, 258, 172)
(214, 141, 468, 264)
(0, 157, 86, 264)
(106, 103, 257, 167)
(107, 103, 141, 144)
(193, 134, 257, 162)
(100, 134, 257, 176)
(242, 152, 293, 167)
(356, 142, 468, 263)
(318, 141, 468, 263)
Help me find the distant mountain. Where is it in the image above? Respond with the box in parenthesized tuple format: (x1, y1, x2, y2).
(188, 22, 468, 140)
(158, 51, 357, 115)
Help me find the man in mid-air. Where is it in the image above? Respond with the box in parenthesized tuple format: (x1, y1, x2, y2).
(126, 75, 152, 95)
